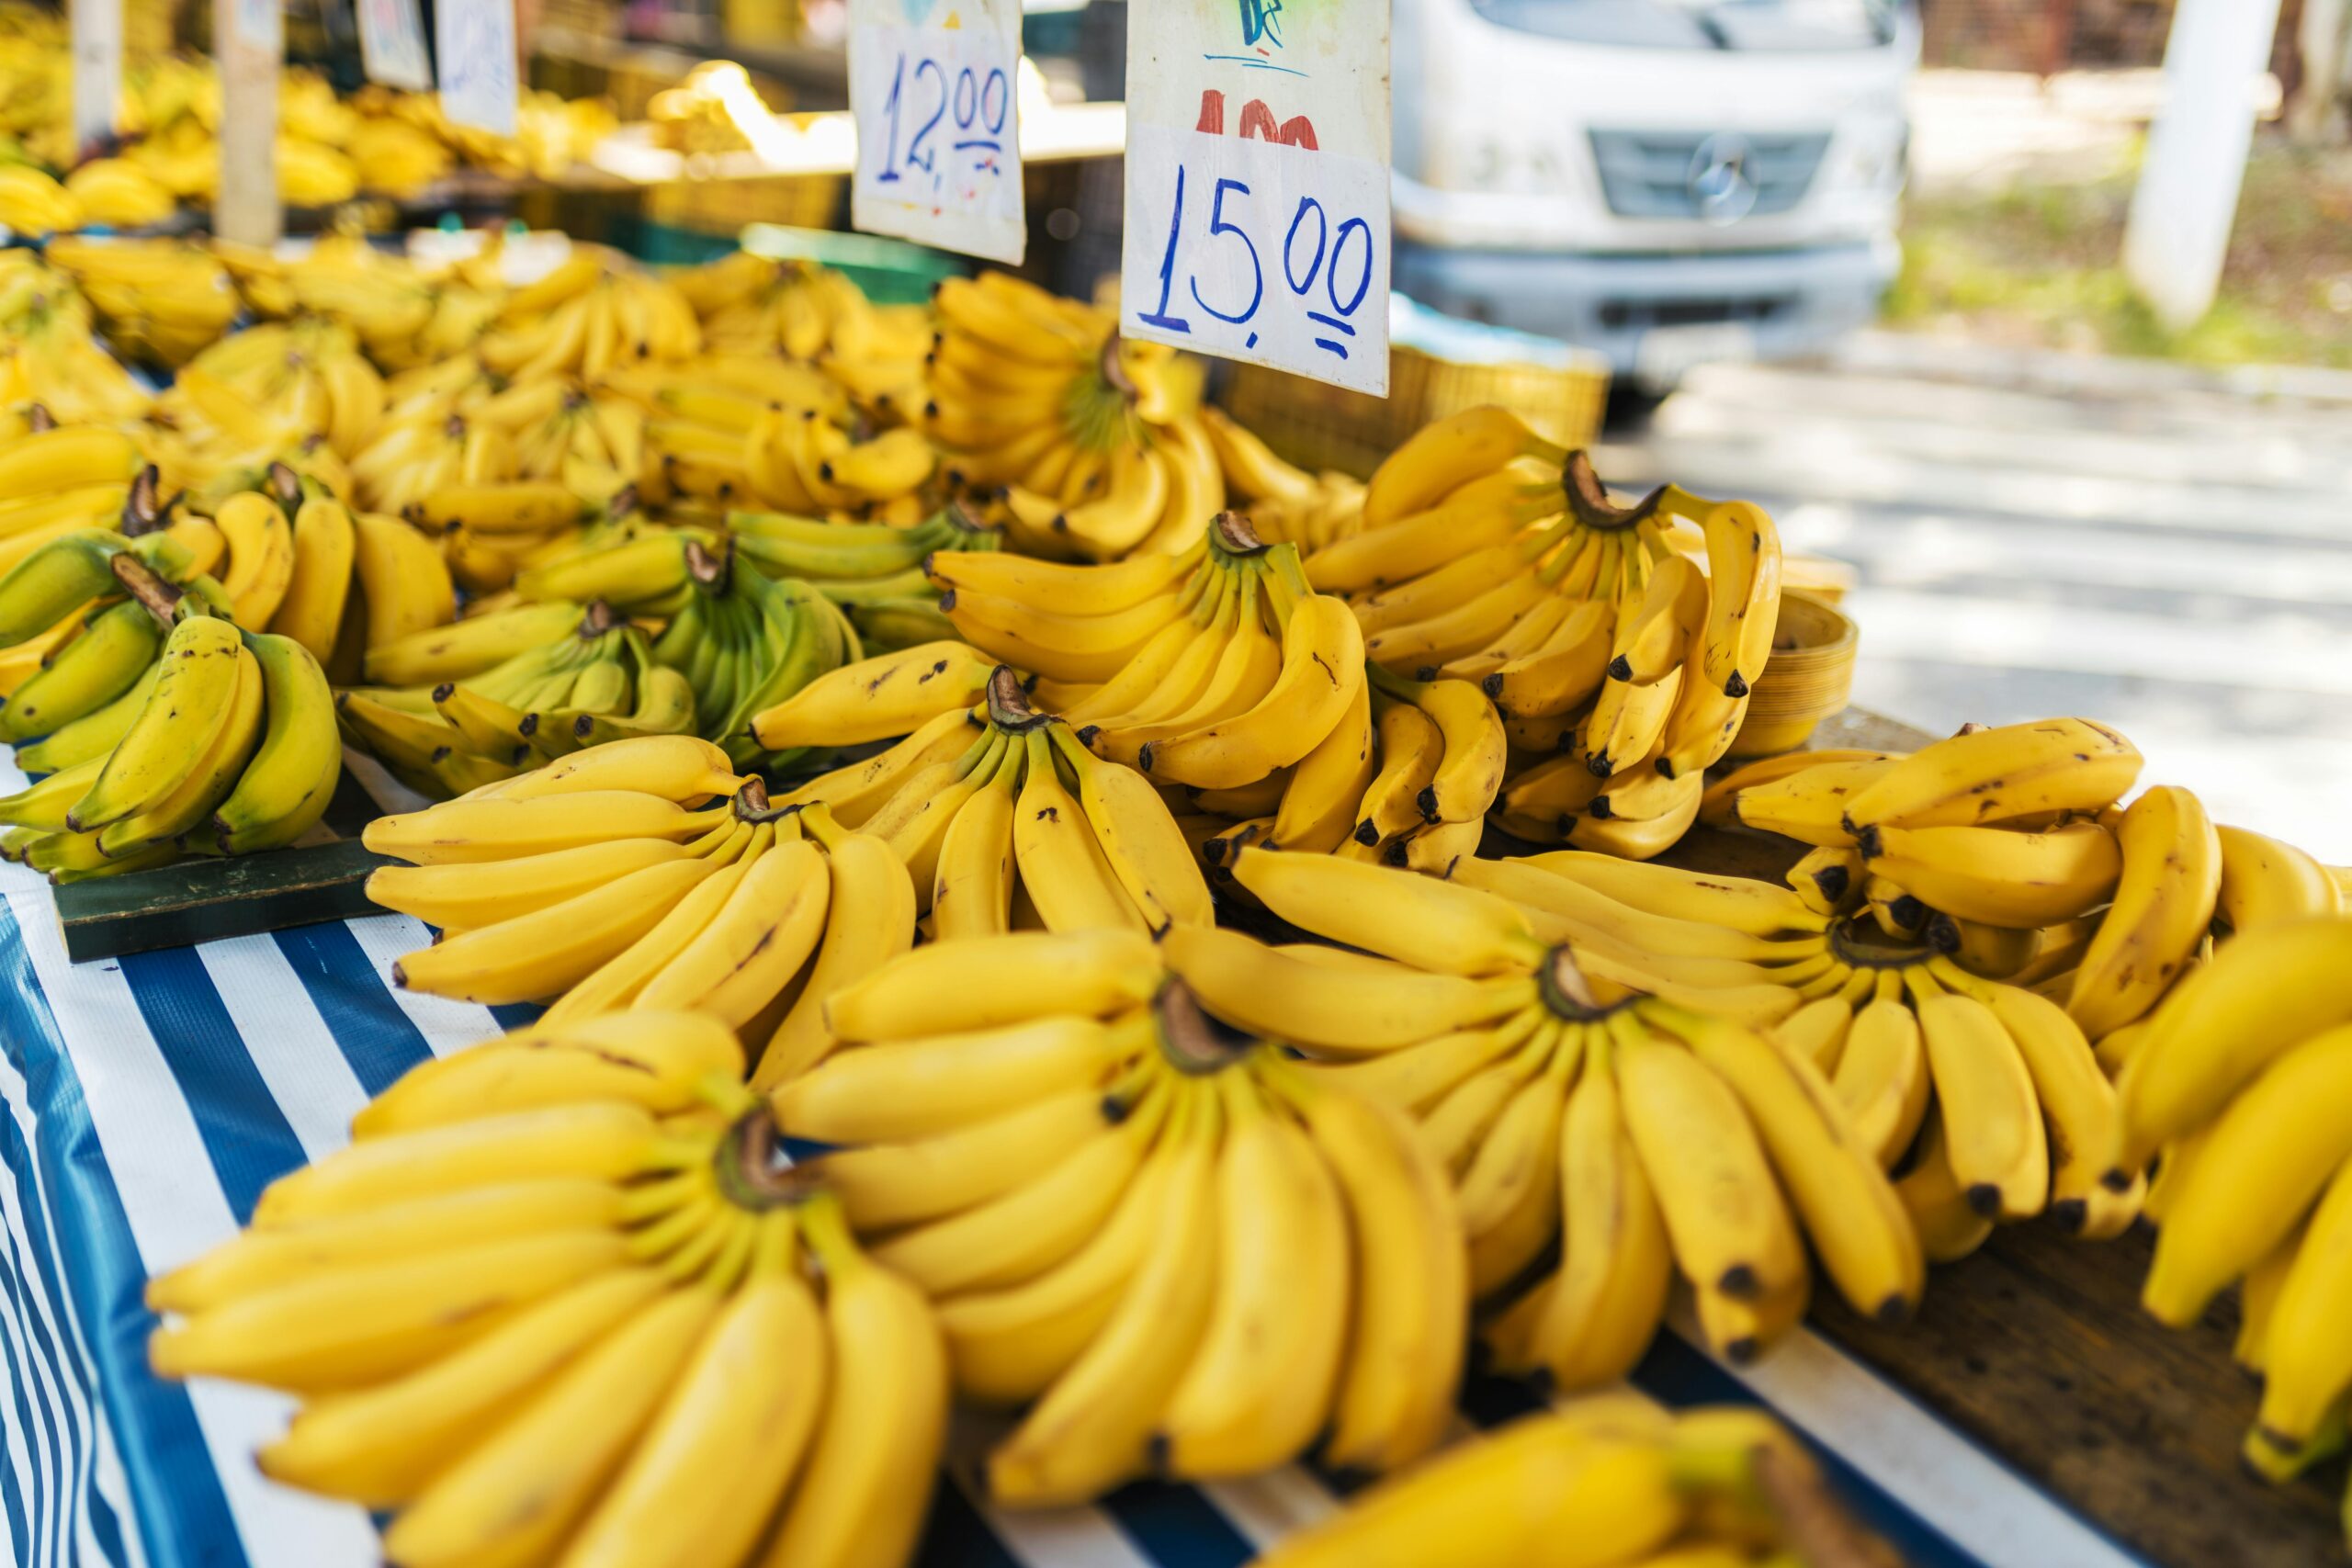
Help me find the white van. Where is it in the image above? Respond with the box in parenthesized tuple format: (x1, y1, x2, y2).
(1391, 0, 1918, 389)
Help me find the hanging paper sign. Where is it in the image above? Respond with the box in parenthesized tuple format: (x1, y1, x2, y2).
(847, 0, 1027, 264)
(1120, 0, 1392, 394)
(438, 0, 519, 139)
(358, 0, 434, 93)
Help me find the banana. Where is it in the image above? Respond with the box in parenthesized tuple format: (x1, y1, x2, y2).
(96, 638, 264, 858)
(1165, 920, 1531, 1051)
(750, 640, 997, 751)
(148, 1228, 629, 1393)
(1841, 717, 2143, 833)
(1613, 1021, 1806, 1312)
(215, 489, 297, 629)
(2252, 1155, 2352, 1455)
(1858, 819, 2120, 929)
(1157, 1075, 1350, 1477)
(2111, 917, 2352, 1179)
(66, 608, 244, 832)
(355, 1014, 743, 1138)
(0, 597, 161, 741)
(2065, 785, 2222, 1041)
(2140, 1022, 2352, 1327)
(1732, 756, 1900, 847)
(353, 509, 458, 649)
(209, 632, 341, 854)
(1273, 1065, 1464, 1471)
(1272, 673, 1375, 852)
(1360, 407, 1566, 529)
(391, 857, 723, 1004)
(364, 789, 724, 863)
(983, 1088, 1220, 1506)
(1052, 726, 1216, 931)
(1831, 995, 1932, 1168)
(268, 493, 356, 661)
(824, 927, 1162, 1040)
(1955, 969, 2138, 1239)
(755, 1195, 948, 1568)
(1914, 987, 2046, 1221)
(379, 1283, 719, 1568)
(2215, 823, 2340, 933)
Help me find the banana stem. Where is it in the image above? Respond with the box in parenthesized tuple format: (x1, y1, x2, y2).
(1153, 977, 1257, 1076)
(108, 549, 184, 629)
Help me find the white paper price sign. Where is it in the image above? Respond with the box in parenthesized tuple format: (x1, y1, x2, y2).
(1122, 0, 1392, 394)
(848, 0, 1026, 265)
(437, 0, 519, 139)
(358, 0, 433, 93)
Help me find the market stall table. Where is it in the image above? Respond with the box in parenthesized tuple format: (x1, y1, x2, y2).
(0, 712, 2328, 1568)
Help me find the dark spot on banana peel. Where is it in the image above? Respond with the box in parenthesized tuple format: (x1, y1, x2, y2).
(937, 589, 956, 611)
(1586, 752, 1611, 778)
(1718, 1264, 1761, 1300)
(1480, 673, 1504, 698)
(1815, 863, 1851, 902)
(1851, 823, 1880, 857)
(1724, 671, 1749, 698)
(1964, 1183, 2002, 1217)
(1414, 664, 1437, 682)
(2099, 1166, 2134, 1194)
(1353, 819, 1378, 845)
(1655, 756, 1677, 777)
(1724, 1337, 1763, 1366)
(1589, 797, 1614, 819)
(1414, 785, 1440, 823)
(2049, 1198, 2087, 1235)
(1607, 655, 1633, 682)
(1383, 840, 1409, 866)
(1873, 1293, 1913, 1325)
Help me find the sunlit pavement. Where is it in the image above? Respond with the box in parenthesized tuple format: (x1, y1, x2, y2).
(1600, 331, 2352, 860)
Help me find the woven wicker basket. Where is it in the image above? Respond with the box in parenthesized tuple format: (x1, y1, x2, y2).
(1728, 590, 1860, 758)
(1221, 344, 1610, 479)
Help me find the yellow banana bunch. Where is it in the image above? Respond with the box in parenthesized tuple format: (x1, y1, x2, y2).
(752, 662, 1214, 957)
(2104, 916, 2352, 1538)
(160, 317, 388, 459)
(46, 236, 237, 366)
(0, 417, 149, 589)
(0, 279, 152, 424)
(148, 1016, 948, 1568)
(639, 382, 937, 522)
(348, 405, 519, 518)
(62, 158, 175, 228)
(1200, 406, 1366, 551)
(1485, 848, 2144, 1254)
(276, 134, 361, 207)
(1260, 1392, 1900, 1568)
(775, 931, 1464, 1494)
(348, 117, 454, 197)
(1306, 428, 1781, 856)
(467, 372, 646, 513)
(928, 513, 1378, 807)
(365, 745, 917, 1077)
(477, 247, 701, 381)
(926, 271, 1217, 558)
(340, 599, 696, 795)
(1167, 849, 1927, 1382)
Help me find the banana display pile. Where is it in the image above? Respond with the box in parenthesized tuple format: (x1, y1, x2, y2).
(148, 1011, 947, 1568)
(775, 930, 1467, 1497)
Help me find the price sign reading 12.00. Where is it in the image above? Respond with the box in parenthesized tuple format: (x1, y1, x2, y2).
(1122, 0, 1392, 395)
(848, 0, 1026, 265)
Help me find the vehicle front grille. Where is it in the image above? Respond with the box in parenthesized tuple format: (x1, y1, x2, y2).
(1589, 129, 1829, 220)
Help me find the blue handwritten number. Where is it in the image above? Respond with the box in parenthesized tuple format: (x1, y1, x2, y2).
(876, 53, 905, 183)
(907, 58, 946, 174)
(954, 67, 978, 130)
(1329, 217, 1374, 315)
(983, 68, 1010, 134)
(1138, 165, 1193, 333)
(1283, 197, 1327, 295)
(1189, 178, 1262, 325)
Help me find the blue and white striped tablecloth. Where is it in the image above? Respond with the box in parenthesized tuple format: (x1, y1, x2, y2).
(0, 760, 2155, 1568)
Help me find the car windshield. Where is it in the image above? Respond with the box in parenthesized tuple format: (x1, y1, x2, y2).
(1458, 0, 1897, 50)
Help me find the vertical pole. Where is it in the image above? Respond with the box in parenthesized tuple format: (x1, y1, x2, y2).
(70, 0, 122, 161)
(213, 0, 282, 248)
(2121, 0, 2287, 331)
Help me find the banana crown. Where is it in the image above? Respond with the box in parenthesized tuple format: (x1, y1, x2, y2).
(145, 1011, 948, 1568)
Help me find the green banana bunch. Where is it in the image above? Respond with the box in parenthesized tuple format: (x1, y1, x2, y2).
(0, 560, 342, 880)
(639, 540, 859, 768)
(728, 502, 1001, 654)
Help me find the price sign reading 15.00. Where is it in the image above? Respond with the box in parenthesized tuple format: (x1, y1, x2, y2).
(1125, 126, 1388, 395)
(1121, 0, 1391, 394)
(849, 9, 1025, 265)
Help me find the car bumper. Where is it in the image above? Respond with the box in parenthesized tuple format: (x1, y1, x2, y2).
(1393, 234, 1900, 386)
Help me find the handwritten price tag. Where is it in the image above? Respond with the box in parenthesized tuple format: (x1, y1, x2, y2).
(437, 0, 518, 139)
(359, 0, 433, 93)
(1122, 0, 1391, 394)
(848, 0, 1025, 265)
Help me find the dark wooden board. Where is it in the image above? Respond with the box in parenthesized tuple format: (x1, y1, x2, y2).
(50, 773, 395, 963)
(1671, 706, 2345, 1568)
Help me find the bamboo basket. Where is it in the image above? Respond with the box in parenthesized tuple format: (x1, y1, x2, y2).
(1728, 590, 1859, 758)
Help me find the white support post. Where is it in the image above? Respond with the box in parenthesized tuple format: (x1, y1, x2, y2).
(2121, 0, 2286, 332)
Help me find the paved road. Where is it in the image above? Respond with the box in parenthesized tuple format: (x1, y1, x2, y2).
(1601, 333, 2352, 861)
